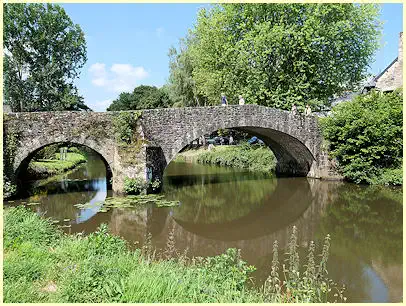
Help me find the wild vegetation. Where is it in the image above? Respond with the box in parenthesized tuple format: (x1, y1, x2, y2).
(196, 145, 277, 173)
(320, 90, 402, 185)
(4, 206, 345, 303)
(124, 177, 161, 195)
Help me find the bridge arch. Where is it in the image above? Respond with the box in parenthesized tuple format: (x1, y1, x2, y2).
(141, 105, 323, 180)
(14, 139, 113, 185)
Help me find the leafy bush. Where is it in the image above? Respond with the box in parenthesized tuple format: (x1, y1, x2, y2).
(320, 90, 402, 184)
(124, 177, 162, 195)
(368, 168, 403, 186)
(3, 175, 17, 198)
(197, 145, 276, 172)
(124, 177, 148, 195)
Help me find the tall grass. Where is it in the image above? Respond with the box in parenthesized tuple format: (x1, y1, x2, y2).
(4, 207, 346, 303)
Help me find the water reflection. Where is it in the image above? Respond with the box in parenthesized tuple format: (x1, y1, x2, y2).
(11, 153, 108, 224)
(4, 157, 402, 303)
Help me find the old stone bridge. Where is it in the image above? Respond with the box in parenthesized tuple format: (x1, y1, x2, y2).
(3, 105, 339, 193)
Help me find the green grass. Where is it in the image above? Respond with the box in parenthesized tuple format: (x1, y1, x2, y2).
(4, 207, 345, 303)
(27, 153, 87, 179)
(196, 145, 277, 173)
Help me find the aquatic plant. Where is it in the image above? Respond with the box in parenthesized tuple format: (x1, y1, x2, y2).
(74, 194, 179, 212)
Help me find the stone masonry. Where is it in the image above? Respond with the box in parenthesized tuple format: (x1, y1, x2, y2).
(3, 105, 341, 194)
(374, 32, 403, 92)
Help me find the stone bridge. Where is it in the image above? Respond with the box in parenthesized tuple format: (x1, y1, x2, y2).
(3, 105, 340, 193)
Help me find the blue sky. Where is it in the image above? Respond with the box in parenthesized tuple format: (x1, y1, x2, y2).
(61, 3, 403, 111)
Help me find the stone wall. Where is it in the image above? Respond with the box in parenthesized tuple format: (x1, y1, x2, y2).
(3, 105, 342, 195)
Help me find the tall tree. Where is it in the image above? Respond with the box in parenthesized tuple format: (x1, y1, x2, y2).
(4, 3, 89, 112)
(107, 85, 172, 111)
(182, 4, 381, 110)
(168, 38, 207, 107)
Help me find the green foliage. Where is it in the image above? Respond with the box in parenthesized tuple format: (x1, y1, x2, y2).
(3, 176, 17, 198)
(4, 206, 61, 250)
(34, 144, 60, 160)
(368, 168, 403, 186)
(124, 177, 148, 195)
(124, 177, 162, 195)
(3, 3, 88, 112)
(320, 90, 403, 184)
(112, 111, 142, 144)
(263, 227, 346, 302)
(171, 4, 381, 109)
(4, 207, 344, 303)
(27, 152, 87, 179)
(3, 117, 21, 189)
(107, 85, 172, 111)
(167, 41, 207, 107)
(197, 145, 277, 172)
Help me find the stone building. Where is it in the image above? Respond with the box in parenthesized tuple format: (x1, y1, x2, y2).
(366, 32, 403, 92)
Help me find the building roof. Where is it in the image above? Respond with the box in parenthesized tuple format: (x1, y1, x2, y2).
(373, 57, 398, 83)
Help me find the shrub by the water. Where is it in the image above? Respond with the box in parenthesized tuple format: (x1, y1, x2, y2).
(320, 89, 402, 185)
(124, 177, 162, 195)
(4, 206, 346, 303)
(197, 145, 276, 172)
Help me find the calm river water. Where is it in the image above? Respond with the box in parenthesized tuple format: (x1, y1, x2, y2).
(6, 152, 403, 303)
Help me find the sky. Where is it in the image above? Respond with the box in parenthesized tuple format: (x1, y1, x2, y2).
(61, 3, 403, 112)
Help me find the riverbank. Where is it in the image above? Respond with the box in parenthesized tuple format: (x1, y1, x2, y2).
(176, 145, 277, 173)
(27, 153, 87, 179)
(4, 206, 344, 303)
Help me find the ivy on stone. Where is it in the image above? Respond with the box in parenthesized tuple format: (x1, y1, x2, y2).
(112, 111, 142, 144)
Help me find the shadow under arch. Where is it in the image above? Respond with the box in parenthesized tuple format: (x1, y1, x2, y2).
(15, 141, 113, 191)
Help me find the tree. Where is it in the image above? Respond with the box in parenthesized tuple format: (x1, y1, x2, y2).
(107, 85, 172, 111)
(168, 38, 207, 107)
(320, 89, 403, 185)
(4, 3, 89, 112)
(182, 4, 381, 110)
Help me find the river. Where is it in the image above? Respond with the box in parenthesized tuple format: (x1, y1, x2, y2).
(5, 151, 403, 303)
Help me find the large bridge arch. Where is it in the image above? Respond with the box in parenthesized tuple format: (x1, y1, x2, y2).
(141, 105, 325, 179)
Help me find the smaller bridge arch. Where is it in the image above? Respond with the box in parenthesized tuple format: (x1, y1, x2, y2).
(14, 140, 113, 185)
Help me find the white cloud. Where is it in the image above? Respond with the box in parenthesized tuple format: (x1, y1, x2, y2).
(155, 27, 165, 37)
(89, 63, 149, 93)
(87, 99, 113, 112)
